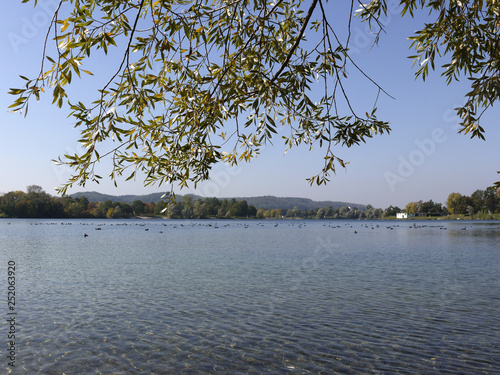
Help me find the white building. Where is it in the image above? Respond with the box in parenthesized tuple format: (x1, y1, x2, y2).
(396, 212, 415, 219)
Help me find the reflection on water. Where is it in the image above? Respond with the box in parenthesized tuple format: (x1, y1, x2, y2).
(0, 219, 499, 374)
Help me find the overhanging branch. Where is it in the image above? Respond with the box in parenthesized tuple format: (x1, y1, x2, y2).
(270, 0, 319, 83)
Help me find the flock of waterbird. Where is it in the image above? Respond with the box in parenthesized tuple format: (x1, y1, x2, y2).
(324, 222, 452, 233)
(20, 219, 475, 237)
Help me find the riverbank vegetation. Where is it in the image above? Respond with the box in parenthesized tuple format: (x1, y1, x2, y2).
(0, 185, 498, 220)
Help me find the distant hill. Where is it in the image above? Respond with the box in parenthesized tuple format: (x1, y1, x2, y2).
(229, 196, 365, 211)
(70, 191, 169, 204)
(70, 191, 366, 210)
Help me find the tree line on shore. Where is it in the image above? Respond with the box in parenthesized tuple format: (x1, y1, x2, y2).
(0, 185, 499, 219)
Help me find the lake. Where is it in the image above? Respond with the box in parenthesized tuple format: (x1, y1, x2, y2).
(0, 219, 499, 374)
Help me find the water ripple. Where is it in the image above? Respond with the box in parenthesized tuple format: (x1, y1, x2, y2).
(1, 219, 499, 374)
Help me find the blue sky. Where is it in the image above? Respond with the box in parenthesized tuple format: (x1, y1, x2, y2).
(1, 1, 499, 209)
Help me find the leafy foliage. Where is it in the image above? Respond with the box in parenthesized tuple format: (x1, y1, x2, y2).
(403, 199, 444, 216)
(10, 0, 391, 194)
(0, 186, 259, 218)
(446, 186, 499, 216)
(9, 0, 499, 193)
(1, 185, 498, 219)
(357, 0, 500, 140)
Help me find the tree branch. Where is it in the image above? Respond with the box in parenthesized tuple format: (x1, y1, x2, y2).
(270, 0, 319, 83)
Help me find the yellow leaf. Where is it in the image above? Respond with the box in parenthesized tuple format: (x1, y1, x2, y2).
(61, 19, 70, 32)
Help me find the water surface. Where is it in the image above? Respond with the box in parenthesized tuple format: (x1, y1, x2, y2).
(0, 219, 499, 374)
